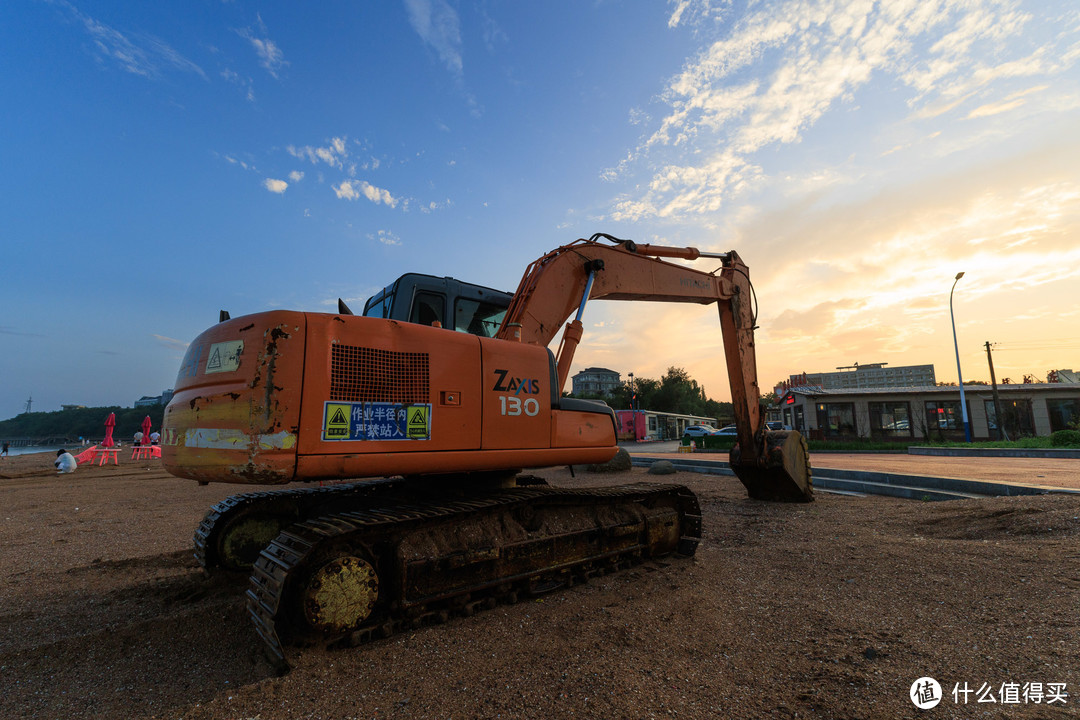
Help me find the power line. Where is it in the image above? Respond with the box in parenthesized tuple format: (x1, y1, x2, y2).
(992, 337, 1080, 350)
(993, 345, 1080, 352)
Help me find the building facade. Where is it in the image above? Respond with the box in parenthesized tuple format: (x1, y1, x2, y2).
(134, 389, 175, 407)
(571, 367, 621, 397)
(776, 383, 1080, 441)
(778, 363, 936, 393)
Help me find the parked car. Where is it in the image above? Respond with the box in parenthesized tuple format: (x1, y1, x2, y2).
(715, 425, 738, 436)
(766, 421, 792, 431)
(683, 425, 720, 437)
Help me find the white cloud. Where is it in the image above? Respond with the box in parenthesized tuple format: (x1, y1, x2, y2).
(368, 230, 402, 246)
(966, 84, 1048, 119)
(288, 170, 305, 182)
(221, 68, 256, 101)
(153, 334, 189, 351)
(667, 0, 730, 30)
(404, 0, 463, 76)
(334, 180, 399, 208)
(264, 178, 288, 193)
(361, 182, 398, 207)
(224, 155, 251, 170)
(334, 181, 360, 201)
(288, 137, 348, 169)
(59, 2, 205, 79)
(609, 0, 1079, 221)
(238, 15, 287, 78)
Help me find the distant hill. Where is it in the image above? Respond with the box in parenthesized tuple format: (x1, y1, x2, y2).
(0, 405, 166, 442)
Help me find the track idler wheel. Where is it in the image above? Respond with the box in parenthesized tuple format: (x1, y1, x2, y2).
(216, 512, 294, 572)
(730, 430, 813, 502)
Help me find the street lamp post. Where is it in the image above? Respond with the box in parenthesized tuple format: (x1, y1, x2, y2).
(949, 272, 972, 442)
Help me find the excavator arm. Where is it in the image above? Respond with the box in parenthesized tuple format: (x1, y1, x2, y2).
(496, 234, 812, 502)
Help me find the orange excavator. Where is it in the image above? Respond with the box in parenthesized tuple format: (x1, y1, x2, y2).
(161, 233, 812, 667)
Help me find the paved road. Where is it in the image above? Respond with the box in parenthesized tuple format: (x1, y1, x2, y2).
(810, 453, 1080, 491)
(623, 442, 1080, 491)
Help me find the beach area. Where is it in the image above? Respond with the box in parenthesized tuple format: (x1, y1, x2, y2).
(1, 450, 1077, 719)
(2, 444, 90, 458)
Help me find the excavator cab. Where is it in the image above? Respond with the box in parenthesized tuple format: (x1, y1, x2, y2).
(362, 274, 512, 338)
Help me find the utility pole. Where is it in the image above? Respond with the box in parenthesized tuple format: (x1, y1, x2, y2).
(24, 395, 33, 414)
(985, 341, 1008, 441)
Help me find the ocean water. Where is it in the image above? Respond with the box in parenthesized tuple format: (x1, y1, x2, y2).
(2, 444, 89, 457)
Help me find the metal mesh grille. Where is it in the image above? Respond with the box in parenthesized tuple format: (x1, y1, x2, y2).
(330, 345, 430, 403)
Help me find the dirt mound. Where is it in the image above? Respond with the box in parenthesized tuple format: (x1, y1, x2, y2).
(917, 495, 1080, 540)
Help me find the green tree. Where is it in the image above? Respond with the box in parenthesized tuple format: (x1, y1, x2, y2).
(564, 367, 733, 425)
(651, 367, 707, 416)
(0, 405, 166, 442)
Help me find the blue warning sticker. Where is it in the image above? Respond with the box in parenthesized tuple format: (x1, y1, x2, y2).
(322, 402, 431, 441)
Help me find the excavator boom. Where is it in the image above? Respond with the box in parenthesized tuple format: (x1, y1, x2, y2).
(495, 234, 811, 501)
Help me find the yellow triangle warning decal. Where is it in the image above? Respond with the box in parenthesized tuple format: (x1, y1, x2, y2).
(406, 405, 430, 439)
(324, 402, 351, 439)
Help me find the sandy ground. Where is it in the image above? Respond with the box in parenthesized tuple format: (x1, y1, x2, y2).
(1, 451, 1078, 719)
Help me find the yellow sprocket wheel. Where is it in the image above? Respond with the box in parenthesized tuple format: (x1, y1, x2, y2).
(300, 555, 380, 633)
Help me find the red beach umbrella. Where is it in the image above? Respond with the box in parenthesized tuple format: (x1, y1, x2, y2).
(103, 412, 116, 448)
(141, 415, 152, 443)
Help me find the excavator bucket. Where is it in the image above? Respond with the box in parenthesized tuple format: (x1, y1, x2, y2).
(730, 430, 813, 502)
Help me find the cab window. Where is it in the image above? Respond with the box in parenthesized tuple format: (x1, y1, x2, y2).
(410, 291, 445, 327)
(363, 283, 396, 319)
(455, 298, 507, 337)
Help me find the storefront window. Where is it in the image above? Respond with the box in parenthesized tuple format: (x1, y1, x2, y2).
(987, 398, 1035, 438)
(923, 400, 972, 440)
(868, 401, 911, 438)
(816, 403, 856, 438)
(1047, 399, 1080, 432)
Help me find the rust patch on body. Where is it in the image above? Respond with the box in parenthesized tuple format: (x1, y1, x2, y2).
(228, 461, 293, 484)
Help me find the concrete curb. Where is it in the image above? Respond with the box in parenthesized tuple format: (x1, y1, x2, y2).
(628, 454, 1080, 501)
(909, 446, 1080, 459)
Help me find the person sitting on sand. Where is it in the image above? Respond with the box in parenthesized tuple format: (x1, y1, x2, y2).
(55, 449, 77, 474)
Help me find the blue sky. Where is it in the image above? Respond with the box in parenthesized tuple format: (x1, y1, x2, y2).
(2, 0, 1079, 418)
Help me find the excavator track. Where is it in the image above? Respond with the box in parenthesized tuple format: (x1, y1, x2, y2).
(194, 479, 405, 571)
(246, 482, 701, 669)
